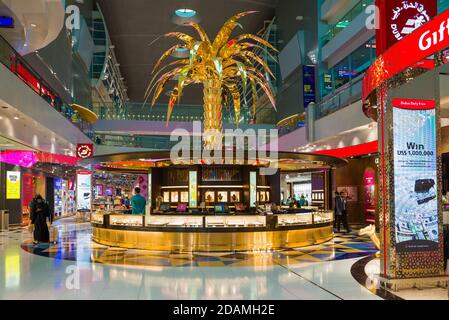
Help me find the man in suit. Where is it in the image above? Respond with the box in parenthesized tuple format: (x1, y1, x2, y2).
(339, 191, 350, 234)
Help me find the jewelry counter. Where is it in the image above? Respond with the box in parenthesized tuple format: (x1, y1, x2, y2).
(91, 210, 334, 252)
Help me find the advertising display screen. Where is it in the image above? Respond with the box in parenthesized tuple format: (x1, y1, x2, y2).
(76, 171, 92, 211)
(250, 171, 257, 207)
(6, 171, 21, 199)
(363, 168, 376, 223)
(0, 16, 14, 28)
(393, 99, 438, 252)
(189, 171, 197, 208)
(302, 65, 316, 108)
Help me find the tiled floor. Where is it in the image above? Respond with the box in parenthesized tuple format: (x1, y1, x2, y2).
(363, 257, 449, 300)
(0, 217, 382, 300)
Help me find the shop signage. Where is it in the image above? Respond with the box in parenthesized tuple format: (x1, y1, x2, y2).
(363, 8, 449, 100)
(0, 16, 14, 28)
(376, 0, 437, 54)
(76, 144, 93, 159)
(388, 1, 436, 45)
(6, 171, 21, 199)
(76, 171, 92, 211)
(393, 98, 438, 252)
(302, 65, 316, 108)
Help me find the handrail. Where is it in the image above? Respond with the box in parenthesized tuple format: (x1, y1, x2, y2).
(0, 33, 94, 140)
(315, 74, 363, 119)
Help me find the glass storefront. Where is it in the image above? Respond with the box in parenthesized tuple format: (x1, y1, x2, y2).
(320, 0, 372, 46)
(320, 38, 376, 97)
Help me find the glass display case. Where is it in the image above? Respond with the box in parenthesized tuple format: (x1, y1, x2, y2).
(205, 191, 215, 202)
(205, 215, 266, 228)
(146, 215, 203, 227)
(217, 191, 228, 202)
(277, 213, 314, 226)
(91, 212, 105, 224)
(110, 214, 143, 227)
(313, 210, 334, 223)
(230, 191, 240, 202)
(180, 191, 189, 203)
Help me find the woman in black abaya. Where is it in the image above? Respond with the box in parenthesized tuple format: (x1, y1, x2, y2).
(30, 194, 51, 243)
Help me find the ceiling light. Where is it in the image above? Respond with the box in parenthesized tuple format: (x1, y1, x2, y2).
(175, 9, 197, 18)
(30, 23, 37, 28)
(13, 116, 19, 120)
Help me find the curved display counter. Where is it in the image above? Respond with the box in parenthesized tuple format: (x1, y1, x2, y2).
(80, 150, 346, 252)
(91, 210, 334, 252)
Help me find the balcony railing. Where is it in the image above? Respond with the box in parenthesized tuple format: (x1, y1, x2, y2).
(314, 74, 363, 119)
(0, 34, 94, 140)
(320, 0, 372, 46)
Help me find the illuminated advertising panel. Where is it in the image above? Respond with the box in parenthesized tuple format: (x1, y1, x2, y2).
(393, 99, 438, 252)
(6, 171, 20, 199)
(76, 171, 92, 211)
(189, 171, 197, 208)
(302, 65, 316, 108)
(148, 172, 152, 207)
(250, 171, 257, 207)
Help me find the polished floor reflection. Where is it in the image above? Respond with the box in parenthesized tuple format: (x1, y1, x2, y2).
(0, 218, 381, 300)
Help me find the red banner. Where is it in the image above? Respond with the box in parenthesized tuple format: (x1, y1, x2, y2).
(363, 8, 449, 100)
(392, 98, 435, 110)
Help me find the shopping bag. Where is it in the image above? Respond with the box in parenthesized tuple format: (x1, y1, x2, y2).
(49, 225, 58, 244)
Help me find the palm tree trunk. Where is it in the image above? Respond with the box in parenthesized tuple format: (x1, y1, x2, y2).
(203, 79, 223, 149)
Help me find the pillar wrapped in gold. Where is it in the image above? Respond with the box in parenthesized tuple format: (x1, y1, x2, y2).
(145, 11, 277, 149)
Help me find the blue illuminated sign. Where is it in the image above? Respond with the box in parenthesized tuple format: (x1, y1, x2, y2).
(302, 65, 316, 108)
(54, 178, 62, 190)
(0, 16, 14, 28)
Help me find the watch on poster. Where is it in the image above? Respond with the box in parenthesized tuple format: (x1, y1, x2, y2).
(76, 144, 93, 159)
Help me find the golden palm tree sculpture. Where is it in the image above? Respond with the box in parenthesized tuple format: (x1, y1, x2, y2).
(145, 11, 278, 149)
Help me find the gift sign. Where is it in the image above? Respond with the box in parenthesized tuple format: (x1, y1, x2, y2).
(76, 144, 93, 159)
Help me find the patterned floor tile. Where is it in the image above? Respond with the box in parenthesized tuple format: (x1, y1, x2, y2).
(19, 223, 377, 268)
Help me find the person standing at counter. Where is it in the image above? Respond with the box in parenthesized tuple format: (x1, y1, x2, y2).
(131, 187, 146, 215)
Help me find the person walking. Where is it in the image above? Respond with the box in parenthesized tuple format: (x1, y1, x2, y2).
(131, 187, 146, 215)
(333, 191, 340, 229)
(340, 191, 351, 234)
(335, 192, 344, 232)
(30, 194, 52, 243)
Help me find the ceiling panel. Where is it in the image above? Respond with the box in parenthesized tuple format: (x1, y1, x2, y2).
(97, 0, 277, 103)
